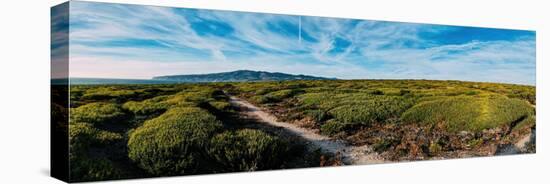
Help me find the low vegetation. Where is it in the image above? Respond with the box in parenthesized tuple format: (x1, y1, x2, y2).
(209, 129, 289, 172)
(68, 122, 125, 180)
(66, 79, 535, 181)
(233, 80, 535, 159)
(127, 107, 222, 175)
(401, 95, 534, 132)
(70, 102, 127, 125)
(67, 83, 308, 182)
(234, 80, 535, 135)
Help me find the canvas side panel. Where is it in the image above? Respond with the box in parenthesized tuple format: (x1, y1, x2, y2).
(51, 1, 70, 182)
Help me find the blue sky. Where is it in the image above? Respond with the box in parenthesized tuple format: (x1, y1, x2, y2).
(56, 1, 536, 85)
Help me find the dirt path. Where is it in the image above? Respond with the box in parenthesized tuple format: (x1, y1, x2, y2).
(515, 130, 534, 149)
(228, 96, 384, 165)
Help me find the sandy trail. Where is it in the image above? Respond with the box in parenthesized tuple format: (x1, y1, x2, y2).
(514, 103, 536, 149)
(228, 96, 384, 165)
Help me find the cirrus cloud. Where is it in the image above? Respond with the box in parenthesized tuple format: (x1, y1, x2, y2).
(59, 1, 536, 85)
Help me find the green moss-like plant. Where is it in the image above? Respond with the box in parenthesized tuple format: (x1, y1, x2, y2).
(266, 89, 304, 101)
(68, 122, 125, 181)
(127, 107, 222, 176)
(327, 96, 414, 125)
(304, 109, 328, 122)
(251, 95, 272, 104)
(320, 119, 348, 136)
(401, 95, 535, 132)
(69, 122, 123, 155)
(208, 129, 288, 171)
(123, 96, 171, 116)
(70, 102, 127, 125)
(209, 101, 232, 111)
(69, 156, 124, 182)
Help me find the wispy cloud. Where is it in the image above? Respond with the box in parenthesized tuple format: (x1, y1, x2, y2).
(62, 1, 536, 85)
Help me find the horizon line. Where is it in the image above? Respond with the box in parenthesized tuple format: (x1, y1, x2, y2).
(53, 76, 535, 87)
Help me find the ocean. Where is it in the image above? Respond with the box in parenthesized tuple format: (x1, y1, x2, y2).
(52, 78, 182, 85)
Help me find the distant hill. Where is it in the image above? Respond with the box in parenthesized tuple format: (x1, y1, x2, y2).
(153, 70, 335, 82)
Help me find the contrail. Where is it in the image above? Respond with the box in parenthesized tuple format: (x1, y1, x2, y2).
(298, 16, 302, 44)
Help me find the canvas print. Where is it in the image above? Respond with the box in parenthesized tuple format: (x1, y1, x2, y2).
(51, 1, 536, 182)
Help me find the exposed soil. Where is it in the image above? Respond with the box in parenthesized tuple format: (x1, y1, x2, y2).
(228, 96, 384, 165)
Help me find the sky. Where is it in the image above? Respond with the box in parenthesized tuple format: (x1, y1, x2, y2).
(52, 1, 536, 85)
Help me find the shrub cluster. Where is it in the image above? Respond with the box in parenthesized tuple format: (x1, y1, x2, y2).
(69, 122, 123, 153)
(127, 106, 291, 175)
(320, 119, 348, 136)
(69, 122, 124, 181)
(251, 89, 304, 104)
(123, 88, 224, 116)
(81, 88, 137, 101)
(123, 96, 170, 116)
(401, 95, 535, 132)
(297, 91, 415, 135)
(327, 96, 414, 125)
(68, 84, 300, 180)
(70, 102, 127, 125)
(65, 80, 536, 180)
(127, 107, 222, 175)
(209, 101, 232, 111)
(208, 129, 288, 171)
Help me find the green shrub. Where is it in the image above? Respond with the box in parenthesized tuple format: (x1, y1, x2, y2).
(320, 119, 348, 136)
(304, 109, 328, 122)
(465, 90, 479, 95)
(70, 102, 127, 125)
(68, 122, 124, 181)
(123, 96, 171, 116)
(513, 115, 536, 131)
(208, 129, 288, 171)
(123, 90, 220, 116)
(252, 89, 305, 104)
(211, 89, 227, 100)
(251, 95, 272, 104)
(255, 88, 274, 95)
(267, 89, 304, 101)
(369, 89, 384, 95)
(163, 90, 217, 106)
(327, 96, 414, 125)
(401, 95, 535, 132)
(399, 89, 411, 96)
(81, 87, 137, 101)
(127, 107, 222, 175)
(69, 122, 123, 155)
(209, 101, 232, 111)
(70, 156, 124, 182)
(297, 92, 333, 108)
